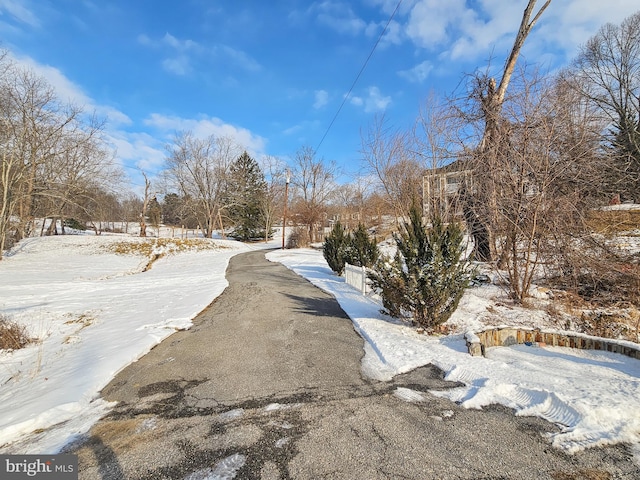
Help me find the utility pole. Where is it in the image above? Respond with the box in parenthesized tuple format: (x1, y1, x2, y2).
(282, 170, 290, 249)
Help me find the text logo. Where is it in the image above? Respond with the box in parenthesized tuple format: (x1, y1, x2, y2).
(1, 455, 77, 479)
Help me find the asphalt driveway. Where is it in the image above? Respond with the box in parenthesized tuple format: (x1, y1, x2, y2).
(69, 249, 639, 479)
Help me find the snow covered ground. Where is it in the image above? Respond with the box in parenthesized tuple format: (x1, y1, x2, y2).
(0, 233, 250, 454)
(265, 248, 640, 458)
(0, 233, 639, 464)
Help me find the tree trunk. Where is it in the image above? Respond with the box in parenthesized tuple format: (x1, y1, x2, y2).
(467, 0, 552, 262)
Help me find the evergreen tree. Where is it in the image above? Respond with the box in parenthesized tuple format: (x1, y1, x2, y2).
(147, 196, 162, 230)
(368, 205, 472, 329)
(162, 193, 182, 226)
(225, 152, 269, 241)
(610, 112, 640, 201)
(323, 221, 348, 275)
(343, 223, 379, 268)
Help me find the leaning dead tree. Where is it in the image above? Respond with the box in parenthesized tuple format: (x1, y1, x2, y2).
(464, 0, 552, 261)
(139, 171, 151, 237)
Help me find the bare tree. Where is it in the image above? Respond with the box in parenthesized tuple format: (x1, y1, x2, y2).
(361, 115, 423, 222)
(164, 132, 242, 238)
(139, 172, 151, 237)
(260, 155, 288, 242)
(0, 51, 119, 257)
(36, 115, 120, 235)
(463, 0, 552, 261)
(567, 11, 640, 201)
(464, 69, 607, 301)
(329, 175, 375, 231)
(415, 93, 467, 221)
(290, 146, 337, 243)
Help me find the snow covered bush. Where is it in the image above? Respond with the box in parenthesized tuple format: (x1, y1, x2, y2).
(323, 222, 379, 275)
(286, 226, 310, 249)
(343, 223, 379, 269)
(368, 205, 473, 329)
(323, 221, 348, 275)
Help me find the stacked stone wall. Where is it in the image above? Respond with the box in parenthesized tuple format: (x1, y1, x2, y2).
(465, 327, 640, 360)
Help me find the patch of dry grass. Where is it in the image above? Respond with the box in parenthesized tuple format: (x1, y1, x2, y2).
(545, 290, 640, 342)
(0, 315, 32, 351)
(104, 238, 229, 257)
(587, 209, 640, 235)
(552, 469, 612, 480)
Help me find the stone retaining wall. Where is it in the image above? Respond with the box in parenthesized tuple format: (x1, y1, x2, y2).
(465, 327, 640, 360)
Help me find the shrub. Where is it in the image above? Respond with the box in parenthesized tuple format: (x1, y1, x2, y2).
(343, 223, 379, 268)
(368, 205, 473, 329)
(63, 218, 86, 231)
(323, 221, 348, 275)
(0, 315, 32, 351)
(286, 226, 310, 249)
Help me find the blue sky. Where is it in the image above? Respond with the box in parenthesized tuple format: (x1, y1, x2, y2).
(1, 0, 639, 190)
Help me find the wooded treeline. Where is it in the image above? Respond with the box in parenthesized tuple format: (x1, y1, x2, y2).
(0, 51, 124, 255)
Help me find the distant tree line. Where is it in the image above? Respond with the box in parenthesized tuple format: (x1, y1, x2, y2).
(161, 133, 278, 241)
(0, 50, 124, 258)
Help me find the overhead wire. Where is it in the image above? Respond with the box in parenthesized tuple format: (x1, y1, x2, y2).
(313, 0, 404, 155)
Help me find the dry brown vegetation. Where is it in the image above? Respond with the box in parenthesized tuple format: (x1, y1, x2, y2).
(552, 469, 612, 480)
(587, 209, 640, 236)
(104, 238, 229, 257)
(0, 315, 32, 351)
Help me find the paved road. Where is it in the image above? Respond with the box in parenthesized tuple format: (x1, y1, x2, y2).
(69, 250, 639, 479)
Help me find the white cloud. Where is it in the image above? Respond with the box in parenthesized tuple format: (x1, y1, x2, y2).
(405, 0, 472, 48)
(145, 33, 201, 76)
(380, 19, 404, 46)
(390, 0, 640, 67)
(162, 56, 191, 76)
(350, 96, 364, 107)
(0, 0, 39, 27)
(313, 90, 329, 109)
(318, 13, 367, 35)
(106, 131, 166, 173)
(314, 1, 369, 35)
(283, 124, 303, 136)
(350, 86, 391, 113)
(531, 0, 640, 62)
(162, 32, 199, 51)
(11, 54, 132, 127)
(398, 60, 433, 83)
(138, 32, 260, 75)
(217, 45, 261, 72)
(144, 113, 267, 155)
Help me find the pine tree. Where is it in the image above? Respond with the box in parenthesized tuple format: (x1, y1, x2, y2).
(368, 205, 472, 329)
(611, 112, 640, 201)
(343, 223, 379, 268)
(147, 196, 162, 230)
(323, 221, 348, 275)
(162, 193, 182, 226)
(226, 152, 269, 241)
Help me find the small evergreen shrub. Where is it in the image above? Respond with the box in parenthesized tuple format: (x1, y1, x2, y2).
(64, 218, 86, 231)
(323, 221, 348, 275)
(343, 223, 379, 268)
(368, 205, 473, 330)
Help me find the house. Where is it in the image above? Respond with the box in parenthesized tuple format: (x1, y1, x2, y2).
(422, 160, 473, 220)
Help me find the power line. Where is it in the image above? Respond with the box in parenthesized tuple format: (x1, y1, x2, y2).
(314, 0, 403, 155)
